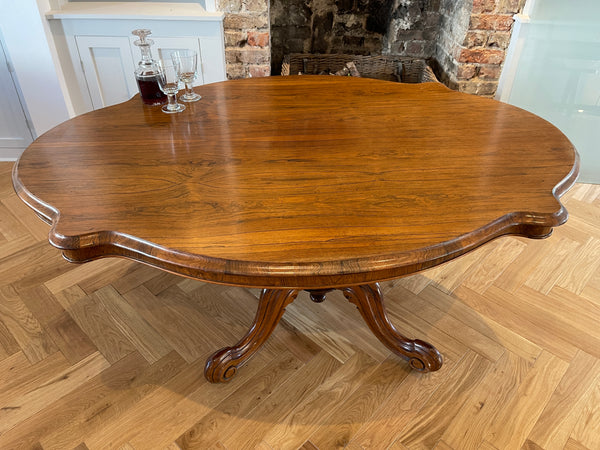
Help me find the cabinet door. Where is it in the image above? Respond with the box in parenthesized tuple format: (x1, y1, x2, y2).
(0, 38, 33, 159)
(76, 35, 138, 110)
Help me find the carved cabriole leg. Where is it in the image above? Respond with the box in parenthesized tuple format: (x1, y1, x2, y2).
(342, 283, 443, 372)
(204, 288, 299, 383)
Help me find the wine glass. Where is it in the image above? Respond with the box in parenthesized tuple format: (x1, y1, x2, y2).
(171, 50, 201, 102)
(157, 60, 186, 114)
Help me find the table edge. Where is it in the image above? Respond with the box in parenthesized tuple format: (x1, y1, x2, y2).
(12, 149, 580, 289)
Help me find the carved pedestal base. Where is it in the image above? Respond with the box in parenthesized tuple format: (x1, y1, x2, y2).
(204, 282, 443, 383)
(204, 289, 298, 383)
(342, 284, 443, 372)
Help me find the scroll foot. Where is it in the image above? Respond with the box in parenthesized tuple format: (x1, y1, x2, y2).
(342, 283, 443, 372)
(204, 288, 299, 383)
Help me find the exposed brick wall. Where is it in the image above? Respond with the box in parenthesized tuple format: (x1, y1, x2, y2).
(217, 0, 525, 96)
(438, 0, 526, 96)
(218, 0, 271, 79)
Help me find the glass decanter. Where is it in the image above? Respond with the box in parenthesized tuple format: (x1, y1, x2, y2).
(132, 29, 167, 105)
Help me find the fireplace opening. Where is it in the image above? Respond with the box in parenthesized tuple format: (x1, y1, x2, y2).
(267, 0, 526, 97)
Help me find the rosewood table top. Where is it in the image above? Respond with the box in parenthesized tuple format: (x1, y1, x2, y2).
(13, 76, 579, 382)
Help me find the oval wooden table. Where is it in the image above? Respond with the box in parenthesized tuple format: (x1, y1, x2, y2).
(13, 76, 579, 383)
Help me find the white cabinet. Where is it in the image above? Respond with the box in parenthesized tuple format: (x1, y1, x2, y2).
(0, 37, 33, 160)
(47, 2, 226, 114)
(76, 35, 138, 110)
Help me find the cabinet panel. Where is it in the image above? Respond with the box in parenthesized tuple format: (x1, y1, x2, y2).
(56, 15, 226, 115)
(76, 36, 138, 110)
(200, 37, 227, 84)
(0, 38, 33, 159)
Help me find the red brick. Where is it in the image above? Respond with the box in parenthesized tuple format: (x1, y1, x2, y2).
(224, 30, 247, 47)
(470, 14, 514, 31)
(458, 81, 479, 95)
(476, 81, 499, 95)
(457, 80, 499, 96)
(487, 31, 511, 49)
(472, 0, 497, 14)
(225, 48, 270, 65)
(464, 30, 488, 48)
(247, 31, 269, 47)
(457, 64, 478, 80)
(226, 63, 247, 79)
(496, 0, 523, 14)
(218, 0, 242, 13)
(249, 65, 271, 77)
(243, 0, 268, 13)
(478, 65, 502, 79)
(223, 13, 268, 30)
(459, 48, 505, 64)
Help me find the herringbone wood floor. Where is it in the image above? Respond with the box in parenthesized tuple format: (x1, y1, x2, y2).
(1, 160, 599, 449)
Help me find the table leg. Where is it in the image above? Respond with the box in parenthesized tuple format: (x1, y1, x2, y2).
(342, 283, 443, 372)
(204, 288, 299, 383)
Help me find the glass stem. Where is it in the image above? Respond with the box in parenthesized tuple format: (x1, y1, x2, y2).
(167, 93, 178, 111)
(185, 82, 193, 98)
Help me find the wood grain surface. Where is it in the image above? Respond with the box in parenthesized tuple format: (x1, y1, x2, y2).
(13, 76, 578, 288)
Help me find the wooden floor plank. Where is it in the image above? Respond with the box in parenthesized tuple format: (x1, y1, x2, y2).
(527, 351, 600, 450)
(482, 351, 569, 449)
(0, 352, 110, 435)
(440, 350, 531, 449)
(1, 194, 51, 241)
(262, 351, 377, 449)
(282, 294, 387, 363)
(113, 349, 275, 450)
(524, 237, 581, 295)
(0, 241, 72, 291)
(455, 285, 579, 362)
(44, 310, 98, 365)
(123, 285, 231, 363)
(386, 284, 506, 362)
(418, 284, 542, 364)
(38, 351, 185, 450)
(461, 237, 527, 294)
(569, 380, 600, 450)
(44, 258, 129, 295)
(351, 351, 489, 449)
(54, 286, 137, 364)
(0, 201, 30, 241)
(93, 285, 173, 364)
(0, 351, 150, 449)
(0, 285, 58, 363)
(220, 352, 342, 450)
(307, 355, 412, 449)
(554, 237, 600, 295)
(176, 351, 302, 449)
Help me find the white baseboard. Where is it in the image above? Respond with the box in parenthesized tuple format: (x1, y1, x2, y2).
(0, 147, 24, 161)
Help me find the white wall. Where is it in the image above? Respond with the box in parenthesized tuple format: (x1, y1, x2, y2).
(0, 0, 71, 138)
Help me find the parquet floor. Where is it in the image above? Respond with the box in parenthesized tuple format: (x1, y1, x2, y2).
(1, 160, 599, 449)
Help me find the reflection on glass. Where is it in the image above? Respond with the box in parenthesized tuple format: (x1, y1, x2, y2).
(172, 50, 201, 102)
(157, 60, 186, 114)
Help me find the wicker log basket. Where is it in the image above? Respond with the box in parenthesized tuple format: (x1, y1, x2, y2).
(281, 53, 439, 84)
